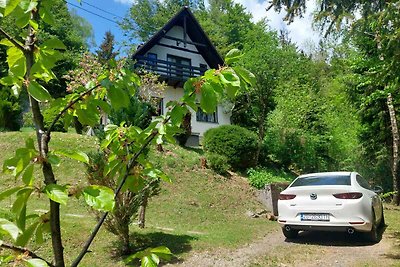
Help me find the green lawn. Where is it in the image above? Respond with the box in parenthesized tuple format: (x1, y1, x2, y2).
(0, 132, 274, 266)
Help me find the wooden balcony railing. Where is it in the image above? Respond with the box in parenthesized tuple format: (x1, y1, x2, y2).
(134, 55, 207, 82)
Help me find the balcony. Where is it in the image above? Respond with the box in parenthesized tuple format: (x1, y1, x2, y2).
(134, 55, 207, 85)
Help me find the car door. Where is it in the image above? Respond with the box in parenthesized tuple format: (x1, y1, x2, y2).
(356, 175, 382, 222)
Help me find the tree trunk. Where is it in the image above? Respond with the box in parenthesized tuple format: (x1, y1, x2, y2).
(387, 93, 400, 205)
(255, 92, 267, 165)
(138, 191, 149, 229)
(120, 222, 130, 254)
(26, 10, 65, 267)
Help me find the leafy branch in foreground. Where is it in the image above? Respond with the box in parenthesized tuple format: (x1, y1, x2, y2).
(0, 1, 256, 266)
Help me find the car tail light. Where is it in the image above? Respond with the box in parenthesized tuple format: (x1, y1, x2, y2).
(279, 194, 296, 200)
(333, 192, 363, 199)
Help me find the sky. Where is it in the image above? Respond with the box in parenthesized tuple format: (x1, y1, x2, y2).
(66, 0, 321, 56)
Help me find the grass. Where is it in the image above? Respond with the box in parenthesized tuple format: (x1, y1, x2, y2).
(0, 132, 274, 266)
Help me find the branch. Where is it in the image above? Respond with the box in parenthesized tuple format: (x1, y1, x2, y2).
(45, 84, 101, 136)
(71, 86, 198, 267)
(0, 27, 25, 52)
(0, 241, 55, 267)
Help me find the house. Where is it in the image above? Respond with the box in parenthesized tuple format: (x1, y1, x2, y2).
(132, 7, 231, 146)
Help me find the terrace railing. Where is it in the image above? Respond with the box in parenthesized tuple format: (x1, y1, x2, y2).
(134, 55, 207, 82)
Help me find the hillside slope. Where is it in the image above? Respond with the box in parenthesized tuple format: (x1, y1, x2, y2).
(0, 132, 274, 266)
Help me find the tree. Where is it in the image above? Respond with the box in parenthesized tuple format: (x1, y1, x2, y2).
(268, 0, 400, 204)
(0, 1, 254, 267)
(96, 31, 118, 64)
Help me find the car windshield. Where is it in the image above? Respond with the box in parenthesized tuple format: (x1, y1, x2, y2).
(291, 175, 351, 187)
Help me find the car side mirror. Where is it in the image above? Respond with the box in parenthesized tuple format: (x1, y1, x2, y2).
(373, 185, 383, 194)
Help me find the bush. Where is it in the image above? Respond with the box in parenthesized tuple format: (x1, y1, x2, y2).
(203, 125, 258, 170)
(109, 96, 152, 129)
(247, 168, 291, 189)
(206, 153, 230, 174)
(0, 88, 21, 131)
(22, 111, 35, 128)
(43, 107, 67, 132)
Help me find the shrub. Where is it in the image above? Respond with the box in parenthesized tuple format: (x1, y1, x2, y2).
(203, 125, 258, 170)
(0, 88, 21, 131)
(43, 107, 67, 132)
(175, 112, 191, 146)
(247, 168, 291, 189)
(109, 96, 152, 129)
(206, 153, 230, 174)
(22, 111, 35, 128)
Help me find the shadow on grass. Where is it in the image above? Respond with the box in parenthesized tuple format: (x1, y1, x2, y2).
(384, 229, 400, 260)
(183, 146, 204, 155)
(285, 225, 387, 247)
(114, 232, 197, 265)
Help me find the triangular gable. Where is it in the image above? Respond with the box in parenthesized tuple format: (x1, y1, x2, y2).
(132, 6, 224, 69)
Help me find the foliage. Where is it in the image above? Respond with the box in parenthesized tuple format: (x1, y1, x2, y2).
(122, 0, 253, 55)
(85, 150, 160, 254)
(22, 111, 34, 128)
(96, 31, 118, 64)
(43, 107, 67, 133)
(205, 153, 230, 175)
(247, 168, 292, 190)
(0, 87, 21, 131)
(109, 96, 153, 129)
(203, 125, 258, 170)
(175, 112, 191, 146)
(0, 0, 254, 265)
(124, 246, 172, 266)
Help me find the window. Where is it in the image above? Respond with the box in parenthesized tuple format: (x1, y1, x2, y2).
(356, 175, 371, 190)
(196, 107, 218, 123)
(167, 54, 191, 78)
(199, 63, 207, 74)
(147, 53, 157, 69)
(291, 175, 351, 187)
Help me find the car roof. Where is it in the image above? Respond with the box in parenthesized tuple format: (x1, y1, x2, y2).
(297, 172, 353, 179)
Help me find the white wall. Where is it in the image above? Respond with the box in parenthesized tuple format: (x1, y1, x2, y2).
(146, 25, 230, 136)
(162, 86, 231, 137)
(146, 26, 210, 68)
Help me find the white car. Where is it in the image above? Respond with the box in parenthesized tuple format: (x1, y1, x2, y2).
(278, 172, 384, 242)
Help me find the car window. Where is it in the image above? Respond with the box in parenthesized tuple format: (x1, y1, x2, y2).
(291, 175, 351, 187)
(356, 175, 371, 190)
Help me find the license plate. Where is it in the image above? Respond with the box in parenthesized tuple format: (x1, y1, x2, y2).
(301, 213, 330, 221)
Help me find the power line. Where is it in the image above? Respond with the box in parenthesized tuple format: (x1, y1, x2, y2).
(66, 0, 119, 25)
(81, 0, 125, 20)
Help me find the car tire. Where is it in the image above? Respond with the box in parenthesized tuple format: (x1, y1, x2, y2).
(379, 207, 385, 228)
(282, 227, 299, 239)
(366, 211, 380, 243)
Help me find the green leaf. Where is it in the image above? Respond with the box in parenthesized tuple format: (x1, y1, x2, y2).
(7, 46, 25, 77)
(0, 186, 22, 201)
(47, 154, 61, 166)
(107, 85, 130, 110)
(0, 218, 20, 241)
(224, 49, 243, 65)
(200, 82, 218, 113)
(233, 66, 256, 88)
(40, 39, 66, 50)
(44, 184, 68, 205)
(28, 19, 38, 30)
(0, 39, 14, 47)
(150, 246, 172, 260)
(142, 256, 158, 267)
(16, 221, 39, 246)
(83, 185, 115, 212)
(4, 0, 22, 16)
(54, 149, 89, 164)
(28, 81, 52, 102)
(39, 5, 54, 25)
(22, 164, 34, 185)
(24, 258, 49, 267)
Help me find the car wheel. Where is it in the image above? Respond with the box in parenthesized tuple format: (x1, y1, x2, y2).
(379, 207, 385, 228)
(282, 227, 299, 239)
(365, 211, 380, 243)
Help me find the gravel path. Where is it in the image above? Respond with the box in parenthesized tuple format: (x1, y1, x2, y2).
(166, 227, 394, 267)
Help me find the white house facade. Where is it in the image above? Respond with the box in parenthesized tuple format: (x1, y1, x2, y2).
(132, 7, 231, 144)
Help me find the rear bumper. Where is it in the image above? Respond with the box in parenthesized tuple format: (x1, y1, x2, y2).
(278, 220, 372, 232)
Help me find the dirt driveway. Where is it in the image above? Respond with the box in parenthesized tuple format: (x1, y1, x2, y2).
(168, 226, 398, 267)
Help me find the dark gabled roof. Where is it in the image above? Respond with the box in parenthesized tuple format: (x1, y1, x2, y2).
(132, 6, 224, 68)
